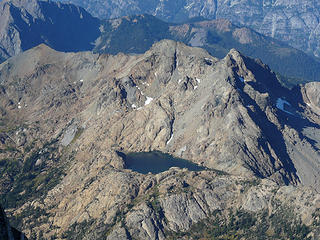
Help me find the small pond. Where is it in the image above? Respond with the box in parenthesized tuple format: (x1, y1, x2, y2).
(120, 151, 206, 174)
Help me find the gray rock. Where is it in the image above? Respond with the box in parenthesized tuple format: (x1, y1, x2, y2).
(60, 123, 78, 146)
(160, 193, 207, 231)
(106, 224, 130, 240)
(1, 40, 320, 239)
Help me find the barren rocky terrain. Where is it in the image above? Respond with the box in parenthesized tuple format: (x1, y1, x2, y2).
(0, 40, 320, 239)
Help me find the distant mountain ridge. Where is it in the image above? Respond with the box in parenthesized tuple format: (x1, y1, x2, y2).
(1, 0, 320, 86)
(0, 0, 100, 60)
(95, 14, 320, 85)
(57, 0, 320, 59)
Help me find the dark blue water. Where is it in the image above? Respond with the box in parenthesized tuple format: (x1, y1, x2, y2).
(122, 151, 206, 174)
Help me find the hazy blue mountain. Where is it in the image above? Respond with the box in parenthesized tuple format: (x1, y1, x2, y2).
(57, 0, 320, 59)
(0, 0, 100, 61)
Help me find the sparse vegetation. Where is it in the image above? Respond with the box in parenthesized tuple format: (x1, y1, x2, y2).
(62, 219, 95, 240)
(0, 139, 64, 210)
(165, 207, 311, 240)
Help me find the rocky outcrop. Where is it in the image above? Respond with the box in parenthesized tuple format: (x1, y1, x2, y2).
(0, 40, 320, 238)
(105, 169, 320, 240)
(0, 0, 100, 62)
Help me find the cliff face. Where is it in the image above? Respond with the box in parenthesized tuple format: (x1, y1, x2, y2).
(0, 0, 100, 62)
(0, 205, 26, 240)
(59, 0, 320, 58)
(0, 40, 320, 238)
(0, 205, 13, 240)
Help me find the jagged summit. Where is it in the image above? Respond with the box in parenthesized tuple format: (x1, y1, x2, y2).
(96, 14, 320, 84)
(1, 0, 319, 85)
(1, 41, 320, 238)
(1, 39, 319, 185)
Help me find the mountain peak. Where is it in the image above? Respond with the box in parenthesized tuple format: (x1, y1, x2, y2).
(149, 39, 211, 59)
(1, 40, 320, 239)
(0, 0, 100, 62)
(226, 48, 242, 60)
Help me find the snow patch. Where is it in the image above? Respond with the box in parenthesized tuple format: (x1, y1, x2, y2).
(80, 79, 84, 82)
(276, 98, 293, 115)
(178, 146, 187, 156)
(166, 134, 174, 145)
(184, 2, 194, 10)
(132, 104, 137, 109)
(196, 78, 201, 83)
(145, 96, 153, 106)
(178, 79, 182, 84)
(194, 85, 198, 90)
(136, 86, 144, 95)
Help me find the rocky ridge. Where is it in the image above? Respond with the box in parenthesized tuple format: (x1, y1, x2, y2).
(0, 40, 320, 238)
(1, 0, 320, 85)
(96, 15, 320, 84)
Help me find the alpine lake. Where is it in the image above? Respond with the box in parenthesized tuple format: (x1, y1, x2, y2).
(120, 151, 206, 174)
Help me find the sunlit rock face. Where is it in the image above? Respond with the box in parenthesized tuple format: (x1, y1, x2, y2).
(1, 40, 320, 239)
